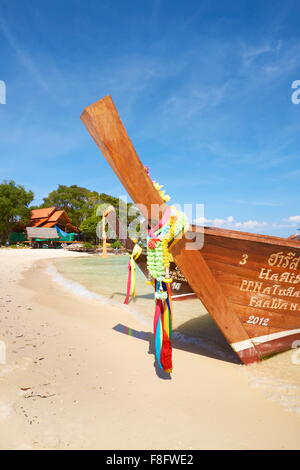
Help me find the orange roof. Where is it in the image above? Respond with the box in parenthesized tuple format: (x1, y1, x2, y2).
(30, 218, 49, 227)
(29, 207, 79, 232)
(48, 210, 71, 224)
(42, 222, 56, 228)
(31, 207, 56, 219)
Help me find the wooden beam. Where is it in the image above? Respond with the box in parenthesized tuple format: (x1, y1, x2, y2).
(81, 96, 165, 225)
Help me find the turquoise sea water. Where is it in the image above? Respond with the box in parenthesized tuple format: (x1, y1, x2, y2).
(53, 254, 218, 335)
(51, 254, 300, 414)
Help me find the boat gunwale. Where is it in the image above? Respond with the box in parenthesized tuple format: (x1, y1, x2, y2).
(190, 224, 300, 249)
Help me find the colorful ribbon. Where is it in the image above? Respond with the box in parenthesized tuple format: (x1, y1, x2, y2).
(143, 167, 189, 373)
(153, 282, 173, 373)
(147, 207, 189, 374)
(124, 243, 142, 305)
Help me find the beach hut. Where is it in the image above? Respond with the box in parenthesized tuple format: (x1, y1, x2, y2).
(29, 207, 79, 233)
(25, 208, 80, 248)
(7, 207, 79, 247)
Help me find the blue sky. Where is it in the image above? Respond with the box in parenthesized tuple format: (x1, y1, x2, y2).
(0, 0, 300, 236)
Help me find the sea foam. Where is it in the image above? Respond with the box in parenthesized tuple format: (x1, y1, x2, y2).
(46, 263, 151, 327)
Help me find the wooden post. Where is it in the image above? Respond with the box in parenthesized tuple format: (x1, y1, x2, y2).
(101, 205, 115, 258)
(102, 215, 107, 258)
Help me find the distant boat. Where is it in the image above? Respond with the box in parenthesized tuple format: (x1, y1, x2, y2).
(81, 96, 300, 365)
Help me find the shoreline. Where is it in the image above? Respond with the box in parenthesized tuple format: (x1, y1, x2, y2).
(47, 260, 240, 364)
(0, 249, 299, 449)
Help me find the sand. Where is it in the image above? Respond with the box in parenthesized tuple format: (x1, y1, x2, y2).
(0, 248, 299, 450)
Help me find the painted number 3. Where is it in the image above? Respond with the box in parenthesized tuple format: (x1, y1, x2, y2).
(239, 254, 249, 265)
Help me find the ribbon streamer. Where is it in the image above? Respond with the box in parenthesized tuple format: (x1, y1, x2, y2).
(124, 244, 142, 304)
(153, 282, 173, 373)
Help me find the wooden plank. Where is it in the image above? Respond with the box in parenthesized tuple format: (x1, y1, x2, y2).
(81, 95, 261, 364)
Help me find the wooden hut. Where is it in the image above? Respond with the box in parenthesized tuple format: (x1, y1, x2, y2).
(29, 207, 79, 233)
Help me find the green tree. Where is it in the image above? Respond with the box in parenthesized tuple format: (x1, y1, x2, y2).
(0, 181, 34, 243)
(80, 213, 99, 243)
(42, 185, 101, 227)
(42, 185, 134, 236)
(80, 197, 135, 243)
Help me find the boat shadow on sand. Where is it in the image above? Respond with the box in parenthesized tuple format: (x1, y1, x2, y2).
(113, 315, 241, 380)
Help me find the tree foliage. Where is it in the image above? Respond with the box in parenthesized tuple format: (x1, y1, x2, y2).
(0, 181, 137, 244)
(41, 185, 132, 228)
(80, 212, 100, 243)
(0, 181, 34, 243)
(80, 197, 132, 242)
(40, 184, 134, 242)
(42, 185, 100, 227)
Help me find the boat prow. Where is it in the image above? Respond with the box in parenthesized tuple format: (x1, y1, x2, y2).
(81, 96, 300, 365)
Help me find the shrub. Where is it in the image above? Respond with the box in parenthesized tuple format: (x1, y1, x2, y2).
(83, 242, 95, 250)
(111, 240, 122, 249)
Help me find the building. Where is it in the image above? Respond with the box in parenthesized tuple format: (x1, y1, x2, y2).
(9, 207, 79, 246)
(29, 207, 79, 233)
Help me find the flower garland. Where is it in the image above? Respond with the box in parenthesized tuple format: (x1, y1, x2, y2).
(146, 175, 188, 374)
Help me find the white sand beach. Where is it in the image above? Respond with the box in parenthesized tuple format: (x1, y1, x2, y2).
(0, 248, 299, 450)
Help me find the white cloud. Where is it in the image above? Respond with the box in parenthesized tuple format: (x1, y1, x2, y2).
(235, 220, 267, 229)
(288, 215, 300, 223)
(194, 215, 266, 229)
(194, 215, 299, 233)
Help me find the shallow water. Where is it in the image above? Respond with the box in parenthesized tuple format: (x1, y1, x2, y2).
(53, 255, 211, 330)
(245, 349, 300, 414)
(52, 254, 300, 414)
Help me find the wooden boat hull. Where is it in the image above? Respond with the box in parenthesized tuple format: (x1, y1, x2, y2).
(81, 96, 300, 364)
(179, 226, 300, 362)
(131, 252, 196, 301)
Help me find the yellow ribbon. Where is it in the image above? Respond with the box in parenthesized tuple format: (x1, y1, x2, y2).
(130, 243, 142, 298)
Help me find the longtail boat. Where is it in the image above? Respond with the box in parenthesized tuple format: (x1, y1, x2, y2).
(81, 96, 300, 365)
(104, 206, 196, 301)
